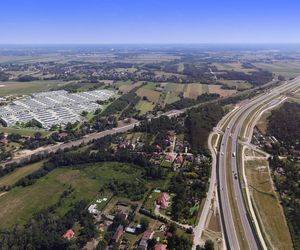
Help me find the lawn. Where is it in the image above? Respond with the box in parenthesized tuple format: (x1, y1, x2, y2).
(144, 190, 161, 212)
(80, 162, 144, 182)
(0, 161, 44, 187)
(245, 159, 293, 250)
(135, 100, 155, 114)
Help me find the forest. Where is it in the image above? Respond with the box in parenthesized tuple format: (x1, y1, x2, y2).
(267, 102, 300, 151)
(267, 102, 300, 249)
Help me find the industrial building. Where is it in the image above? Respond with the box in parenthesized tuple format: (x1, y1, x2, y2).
(0, 89, 115, 129)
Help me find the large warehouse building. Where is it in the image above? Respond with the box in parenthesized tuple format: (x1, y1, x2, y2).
(0, 89, 115, 129)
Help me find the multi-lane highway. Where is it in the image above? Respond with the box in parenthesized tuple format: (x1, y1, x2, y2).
(218, 77, 300, 250)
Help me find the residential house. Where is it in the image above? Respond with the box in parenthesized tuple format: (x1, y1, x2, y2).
(62, 229, 75, 240)
(156, 192, 171, 209)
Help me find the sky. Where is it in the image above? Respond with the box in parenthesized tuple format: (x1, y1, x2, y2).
(1, 0, 300, 44)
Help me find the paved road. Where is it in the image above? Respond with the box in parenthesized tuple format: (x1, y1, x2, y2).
(0, 109, 184, 168)
(192, 108, 239, 249)
(218, 77, 300, 250)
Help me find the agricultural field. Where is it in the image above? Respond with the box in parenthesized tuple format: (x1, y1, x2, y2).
(135, 100, 155, 114)
(254, 62, 300, 78)
(219, 79, 252, 90)
(0, 80, 64, 96)
(245, 158, 293, 250)
(183, 83, 208, 99)
(208, 85, 237, 97)
(117, 80, 141, 93)
(136, 87, 161, 103)
(163, 91, 181, 105)
(213, 62, 256, 74)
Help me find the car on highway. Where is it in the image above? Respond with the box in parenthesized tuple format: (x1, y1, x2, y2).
(232, 152, 236, 157)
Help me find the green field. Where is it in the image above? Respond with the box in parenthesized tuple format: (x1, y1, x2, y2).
(0, 80, 64, 96)
(135, 100, 155, 114)
(254, 62, 300, 78)
(164, 91, 180, 105)
(0, 161, 147, 228)
(0, 127, 51, 137)
(0, 161, 44, 187)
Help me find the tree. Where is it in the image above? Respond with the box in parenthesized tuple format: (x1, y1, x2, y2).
(204, 240, 214, 250)
(168, 223, 177, 234)
(140, 217, 149, 231)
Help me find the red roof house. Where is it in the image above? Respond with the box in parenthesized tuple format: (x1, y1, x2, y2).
(156, 192, 171, 209)
(112, 225, 124, 243)
(63, 229, 75, 240)
(155, 243, 168, 250)
(0, 138, 8, 145)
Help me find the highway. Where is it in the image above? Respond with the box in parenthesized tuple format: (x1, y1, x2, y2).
(218, 77, 300, 250)
(1, 77, 300, 250)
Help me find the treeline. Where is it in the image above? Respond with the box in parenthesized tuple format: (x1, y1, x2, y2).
(101, 92, 140, 117)
(267, 102, 300, 151)
(219, 70, 273, 86)
(170, 160, 211, 223)
(0, 71, 9, 81)
(17, 75, 39, 82)
(105, 180, 147, 201)
(182, 63, 215, 83)
(14, 135, 167, 188)
(165, 93, 219, 110)
(185, 104, 224, 153)
(269, 156, 300, 249)
(136, 115, 185, 135)
(0, 200, 97, 250)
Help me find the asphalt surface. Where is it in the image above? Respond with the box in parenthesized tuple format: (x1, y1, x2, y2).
(218, 77, 300, 250)
(0, 109, 184, 168)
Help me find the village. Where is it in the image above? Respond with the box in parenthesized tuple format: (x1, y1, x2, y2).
(57, 128, 210, 249)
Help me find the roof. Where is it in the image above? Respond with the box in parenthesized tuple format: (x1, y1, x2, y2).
(156, 192, 171, 209)
(125, 227, 136, 234)
(63, 229, 74, 240)
(141, 230, 154, 241)
(0, 138, 8, 144)
(155, 243, 167, 250)
(112, 225, 124, 242)
(88, 204, 100, 214)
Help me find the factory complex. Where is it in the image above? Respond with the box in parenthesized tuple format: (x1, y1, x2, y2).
(0, 89, 115, 129)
